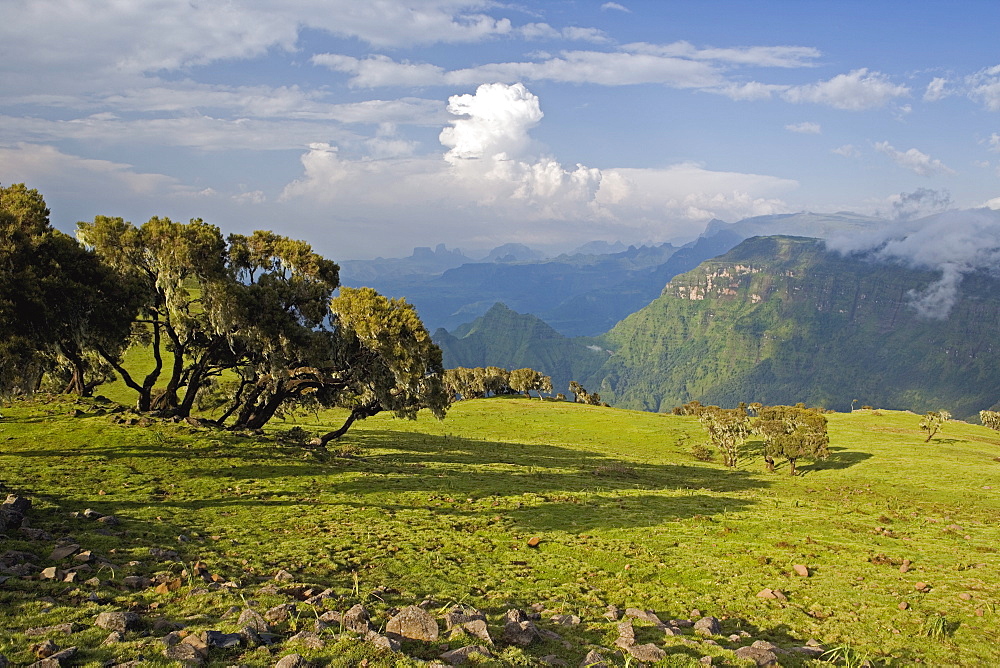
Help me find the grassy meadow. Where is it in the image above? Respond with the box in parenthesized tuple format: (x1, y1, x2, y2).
(2, 394, 1000, 666)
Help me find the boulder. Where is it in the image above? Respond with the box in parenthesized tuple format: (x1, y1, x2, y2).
(693, 616, 721, 636)
(205, 630, 243, 649)
(49, 544, 81, 561)
(627, 643, 667, 663)
(734, 645, 779, 667)
(343, 604, 373, 634)
(502, 611, 538, 647)
(264, 603, 296, 624)
(386, 604, 440, 642)
(95, 612, 141, 633)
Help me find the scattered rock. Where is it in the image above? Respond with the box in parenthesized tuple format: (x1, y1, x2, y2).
(440, 645, 492, 665)
(914, 582, 931, 593)
(30, 640, 60, 659)
(614, 620, 635, 648)
(386, 604, 440, 642)
(149, 547, 179, 560)
(264, 603, 296, 624)
(205, 630, 243, 649)
(287, 631, 324, 650)
(541, 655, 568, 666)
(163, 641, 205, 664)
(551, 614, 581, 626)
(40, 566, 61, 580)
(95, 611, 141, 633)
(734, 645, 779, 667)
(502, 609, 538, 646)
(627, 643, 667, 663)
(792, 564, 810, 577)
(48, 544, 80, 561)
(527, 537, 542, 548)
(460, 619, 493, 644)
(756, 588, 787, 601)
(959, 592, 973, 601)
(237, 609, 270, 634)
(789, 646, 824, 658)
(101, 631, 124, 645)
(273, 569, 295, 582)
(604, 605, 622, 621)
(342, 604, 373, 634)
(274, 654, 309, 668)
(693, 616, 721, 637)
(81, 508, 104, 520)
(898, 602, 909, 610)
(443, 605, 486, 631)
(580, 649, 608, 667)
(24, 624, 75, 637)
(122, 575, 152, 589)
(365, 631, 401, 652)
(899, 559, 912, 573)
(27, 646, 76, 668)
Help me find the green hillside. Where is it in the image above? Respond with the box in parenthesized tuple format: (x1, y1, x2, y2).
(588, 236, 1000, 417)
(434, 303, 609, 396)
(3, 395, 1000, 666)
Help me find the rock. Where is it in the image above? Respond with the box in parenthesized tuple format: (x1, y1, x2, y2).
(365, 631, 401, 652)
(751, 640, 781, 652)
(49, 544, 80, 561)
(793, 564, 810, 577)
(102, 631, 125, 645)
(614, 620, 635, 648)
(205, 630, 243, 649)
(756, 588, 786, 601)
(19, 527, 52, 540)
(551, 614, 581, 625)
(899, 559, 912, 573)
(789, 646, 824, 657)
(82, 508, 104, 519)
(122, 575, 152, 589)
(527, 537, 542, 548)
(461, 619, 492, 644)
(287, 631, 325, 650)
(699, 657, 714, 665)
(734, 645, 779, 666)
(580, 649, 608, 667)
(342, 604, 373, 634)
(40, 566, 61, 580)
(604, 605, 622, 621)
(31, 640, 60, 658)
(149, 547, 179, 560)
(541, 655, 568, 666)
(273, 569, 295, 581)
(237, 609, 270, 634)
(625, 608, 664, 627)
(693, 616, 721, 636)
(959, 592, 973, 600)
(24, 623, 75, 637)
(26, 646, 76, 668)
(444, 606, 486, 630)
(264, 603, 296, 624)
(898, 601, 909, 610)
(163, 641, 206, 664)
(303, 587, 335, 606)
(502, 611, 538, 647)
(386, 604, 440, 642)
(274, 655, 309, 668)
(914, 582, 931, 593)
(440, 645, 492, 665)
(95, 611, 140, 633)
(627, 643, 667, 663)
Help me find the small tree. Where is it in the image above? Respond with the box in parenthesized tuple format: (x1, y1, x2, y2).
(754, 405, 830, 475)
(509, 368, 552, 399)
(981, 410, 1000, 431)
(699, 407, 751, 467)
(919, 410, 950, 442)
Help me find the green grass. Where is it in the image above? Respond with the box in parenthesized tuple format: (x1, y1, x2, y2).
(2, 397, 999, 666)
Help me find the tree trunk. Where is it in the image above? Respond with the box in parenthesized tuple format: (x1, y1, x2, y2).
(764, 455, 775, 472)
(788, 458, 797, 476)
(314, 403, 382, 444)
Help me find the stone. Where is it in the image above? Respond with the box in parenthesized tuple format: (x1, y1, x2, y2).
(96, 515, 119, 526)
(793, 564, 810, 577)
(274, 655, 309, 668)
(734, 646, 779, 667)
(699, 657, 714, 665)
(541, 656, 568, 666)
(914, 582, 931, 593)
(580, 649, 608, 667)
(551, 614, 581, 625)
(102, 631, 124, 645)
(31, 640, 60, 658)
(49, 544, 80, 561)
(365, 631, 401, 652)
(627, 643, 667, 663)
(343, 604, 373, 634)
(899, 559, 911, 573)
(614, 620, 635, 648)
(24, 624, 75, 637)
(95, 611, 140, 633)
(149, 547, 179, 560)
(693, 616, 721, 636)
(303, 587, 335, 605)
(205, 630, 243, 649)
(789, 646, 824, 657)
(439, 645, 492, 665)
(527, 537, 542, 548)
(751, 640, 781, 652)
(462, 619, 492, 644)
(604, 605, 622, 621)
(40, 566, 60, 580)
(73, 550, 94, 563)
(287, 631, 325, 650)
(27, 646, 76, 668)
(444, 606, 486, 630)
(898, 602, 909, 610)
(959, 592, 973, 600)
(625, 608, 664, 627)
(386, 604, 440, 642)
(237, 609, 270, 634)
(274, 569, 295, 581)
(163, 642, 205, 664)
(122, 575, 151, 589)
(502, 618, 538, 646)
(264, 603, 296, 624)
(82, 508, 104, 519)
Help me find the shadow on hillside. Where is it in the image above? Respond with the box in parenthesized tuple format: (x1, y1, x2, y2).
(797, 446, 873, 474)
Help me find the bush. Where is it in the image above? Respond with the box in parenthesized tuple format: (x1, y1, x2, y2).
(981, 410, 1000, 431)
(691, 443, 714, 462)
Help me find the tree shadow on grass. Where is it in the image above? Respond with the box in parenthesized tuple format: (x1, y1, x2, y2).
(798, 446, 872, 474)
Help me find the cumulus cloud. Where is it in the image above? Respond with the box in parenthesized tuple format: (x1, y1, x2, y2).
(889, 188, 953, 221)
(827, 204, 1000, 318)
(874, 141, 954, 176)
(785, 122, 821, 134)
(781, 69, 910, 110)
(280, 83, 796, 253)
(832, 144, 860, 158)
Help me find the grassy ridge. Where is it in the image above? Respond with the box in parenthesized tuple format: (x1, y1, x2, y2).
(2, 397, 1000, 665)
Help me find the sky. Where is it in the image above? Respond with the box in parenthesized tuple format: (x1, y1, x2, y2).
(3, 0, 1000, 260)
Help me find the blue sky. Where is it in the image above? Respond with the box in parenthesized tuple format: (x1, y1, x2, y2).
(3, 0, 1000, 259)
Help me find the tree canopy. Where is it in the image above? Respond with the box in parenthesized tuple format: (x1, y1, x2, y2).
(753, 405, 830, 475)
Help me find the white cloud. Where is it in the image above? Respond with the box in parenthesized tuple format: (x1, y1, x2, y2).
(966, 65, 1000, 111)
(280, 83, 796, 252)
(785, 122, 821, 134)
(874, 141, 954, 176)
(624, 41, 820, 68)
(988, 133, 1000, 152)
(832, 144, 860, 158)
(782, 68, 910, 110)
(601, 2, 631, 12)
(924, 77, 949, 102)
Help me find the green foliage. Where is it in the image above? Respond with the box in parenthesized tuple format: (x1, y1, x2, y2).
(754, 404, 829, 475)
(698, 407, 750, 467)
(590, 236, 1000, 418)
(980, 410, 1000, 431)
(919, 410, 950, 442)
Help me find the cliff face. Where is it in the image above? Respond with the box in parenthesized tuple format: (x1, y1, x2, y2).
(590, 236, 1000, 417)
